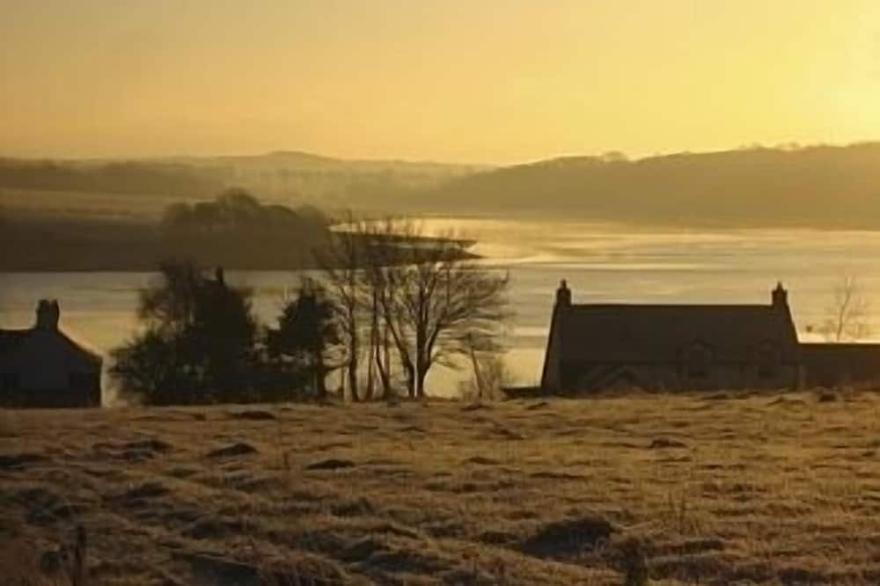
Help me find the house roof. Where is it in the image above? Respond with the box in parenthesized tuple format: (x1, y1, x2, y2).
(555, 303, 799, 363)
(58, 330, 104, 365)
(0, 329, 29, 355)
(0, 327, 103, 366)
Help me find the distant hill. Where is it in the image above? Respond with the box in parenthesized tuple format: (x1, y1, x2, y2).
(0, 152, 484, 221)
(416, 143, 880, 229)
(5, 144, 880, 229)
(155, 151, 487, 209)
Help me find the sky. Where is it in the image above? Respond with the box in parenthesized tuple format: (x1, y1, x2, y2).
(2, 0, 880, 164)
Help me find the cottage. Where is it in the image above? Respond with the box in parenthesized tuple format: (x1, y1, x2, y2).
(541, 281, 880, 393)
(0, 300, 102, 407)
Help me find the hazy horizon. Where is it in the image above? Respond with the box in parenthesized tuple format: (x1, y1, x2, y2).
(6, 140, 880, 167)
(3, 1, 880, 164)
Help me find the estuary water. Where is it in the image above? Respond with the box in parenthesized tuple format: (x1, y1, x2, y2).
(3, 218, 880, 399)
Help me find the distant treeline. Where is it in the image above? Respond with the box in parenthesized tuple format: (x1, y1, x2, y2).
(0, 190, 475, 271)
(0, 191, 332, 271)
(0, 152, 478, 213)
(159, 190, 332, 269)
(418, 143, 880, 228)
(0, 159, 222, 197)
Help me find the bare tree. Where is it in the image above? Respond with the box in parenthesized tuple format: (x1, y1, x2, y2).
(362, 218, 510, 399)
(318, 214, 401, 401)
(461, 346, 513, 402)
(820, 275, 871, 342)
(316, 211, 365, 402)
(361, 223, 397, 398)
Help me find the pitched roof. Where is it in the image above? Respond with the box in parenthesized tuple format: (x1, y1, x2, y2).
(555, 303, 799, 363)
(57, 330, 104, 365)
(0, 329, 29, 354)
(0, 327, 102, 366)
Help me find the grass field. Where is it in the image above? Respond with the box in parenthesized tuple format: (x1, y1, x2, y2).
(3, 390, 880, 585)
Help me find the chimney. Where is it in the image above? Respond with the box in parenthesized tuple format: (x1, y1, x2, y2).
(556, 279, 572, 308)
(35, 299, 60, 330)
(772, 282, 788, 310)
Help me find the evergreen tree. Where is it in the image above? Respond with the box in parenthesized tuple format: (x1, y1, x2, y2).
(267, 279, 340, 400)
(111, 261, 257, 404)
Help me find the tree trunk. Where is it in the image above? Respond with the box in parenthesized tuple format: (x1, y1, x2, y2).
(469, 337, 485, 400)
(416, 368, 428, 399)
(415, 314, 426, 398)
(314, 351, 327, 400)
(364, 356, 375, 401)
(348, 356, 359, 402)
(376, 326, 391, 397)
(365, 291, 378, 401)
(402, 361, 416, 398)
(415, 350, 429, 399)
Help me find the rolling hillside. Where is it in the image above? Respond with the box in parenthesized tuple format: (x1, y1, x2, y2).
(419, 143, 880, 228)
(3, 391, 880, 584)
(4, 143, 880, 229)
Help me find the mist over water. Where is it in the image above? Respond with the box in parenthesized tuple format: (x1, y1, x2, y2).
(3, 218, 880, 397)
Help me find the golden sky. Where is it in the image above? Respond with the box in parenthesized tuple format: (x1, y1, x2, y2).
(2, 0, 879, 163)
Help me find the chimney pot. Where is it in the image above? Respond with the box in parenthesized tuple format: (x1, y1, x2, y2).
(35, 299, 60, 330)
(556, 279, 572, 307)
(772, 282, 788, 309)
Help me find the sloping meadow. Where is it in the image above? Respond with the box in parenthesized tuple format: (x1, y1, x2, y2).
(3, 390, 880, 584)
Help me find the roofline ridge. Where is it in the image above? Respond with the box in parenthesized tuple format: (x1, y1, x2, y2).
(57, 330, 104, 363)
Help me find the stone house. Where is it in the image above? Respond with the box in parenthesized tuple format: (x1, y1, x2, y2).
(541, 281, 880, 393)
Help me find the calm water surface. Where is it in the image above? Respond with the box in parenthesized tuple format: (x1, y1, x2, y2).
(3, 219, 880, 398)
